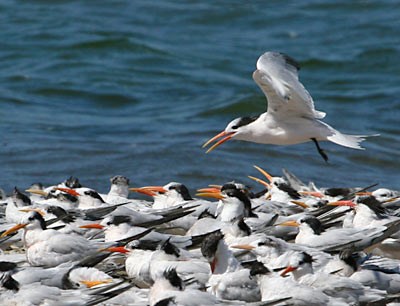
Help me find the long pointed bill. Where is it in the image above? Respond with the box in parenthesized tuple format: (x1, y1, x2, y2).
(102, 246, 130, 254)
(197, 187, 221, 194)
(195, 191, 224, 200)
(299, 191, 324, 198)
(277, 220, 300, 227)
(384, 196, 400, 203)
(19, 208, 46, 216)
(203, 131, 236, 153)
(231, 244, 255, 250)
(253, 165, 273, 183)
(81, 279, 112, 288)
(327, 200, 356, 208)
(25, 189, 48, 196)
(290, 200, 309, 209)
(129, 186, 167, 197)
(79, 223, 104, 230)
(1, 223, 28, 237)
(248, 176, 271, 188)
(280, 265, 297, 277)
(55, 187, 81, 197)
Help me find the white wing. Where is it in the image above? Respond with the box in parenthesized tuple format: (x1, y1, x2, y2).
(253, 51, 326, 119)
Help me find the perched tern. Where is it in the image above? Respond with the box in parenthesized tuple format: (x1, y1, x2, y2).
(203, 51, 377, 162)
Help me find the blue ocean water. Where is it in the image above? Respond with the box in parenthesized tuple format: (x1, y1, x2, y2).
(1, 1, 399, 194)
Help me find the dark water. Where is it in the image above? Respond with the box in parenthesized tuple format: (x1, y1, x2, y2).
(1, 1, 399, 194)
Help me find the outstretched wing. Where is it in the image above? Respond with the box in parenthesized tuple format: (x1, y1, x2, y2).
(252, 52, 326, 119)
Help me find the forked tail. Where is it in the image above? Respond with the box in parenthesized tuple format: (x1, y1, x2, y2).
(327, 130, 379, 150)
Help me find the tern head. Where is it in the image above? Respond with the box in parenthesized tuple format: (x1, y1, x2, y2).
(281, 252, 314, 279)
(63, 176, 82, 189)
(12, 187, 32, 207)
(202, 116, 259, 153)
(1, 211, 46, 237)
(249, 261, 271, 278)
(0, 262, 19, 292)
(163, 268, 184, 291)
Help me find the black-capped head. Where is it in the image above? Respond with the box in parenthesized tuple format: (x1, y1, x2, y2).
(163, 268, 183, 290)
(339, 250, 360, 272)
(228, 116, 260, 131)
(83, 190, 105, 203)
(223, 188, 257, 218)
(201, 230, 224, 259)
(128, 239, 159, 251)
(56, 192, 78, 203)
(160, 238, 180, 258)
(46, 206, 76, 224)
(167, 183, 192, 201)
(274, 182, 301, 200)
(0, 261, 19, 291)
(13, 187, 31, 206)
(357, 195, 386, 219)
(249, 261, 270, 277)
(64, 176, 82, 189)
(27, 211, 47, 230)
(2, 275, 19, 291)
(237, 218, 251, 236)
(300, 216, 324, 235)
(299, 252, 313, 265)
(107, 215, 131, 226)
(110, 176, 130, 186)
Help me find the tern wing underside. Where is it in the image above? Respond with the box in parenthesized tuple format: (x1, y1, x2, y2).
(252, 52, 326, 119)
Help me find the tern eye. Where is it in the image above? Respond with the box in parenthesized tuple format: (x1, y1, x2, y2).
(258, 242, 266, 246)
(232, 125, 239, 130)
(28, 216, 34, 221)
(106, 222, 111, 226)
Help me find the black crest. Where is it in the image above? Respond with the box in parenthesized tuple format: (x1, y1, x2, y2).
(301, 216, 324, 235)
(231, 116, 260, 130)
(65, 176, 82, 188)
(163, 268, 183, 290)
(161, 238, 180, 258)
(201, 230, 224, 259)
(249, 261, 270, 276)
(168, 184, 193, 201)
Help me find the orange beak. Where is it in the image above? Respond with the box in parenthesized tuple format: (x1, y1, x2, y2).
(290, 200, 309, 209)
(230, 244, 255, 250)
(202, 131, 236, 153)
(81, 279, 112, 288)
(280, 265, 297, 276)
(1, 223, 28, 237)
(197, 187, 221, 193)
(79, 223, 104, 230)
(253, 165, 273, 182)
(129, 186, 167, 197)
(327, 200, 356, 208)
(277, 220, 300, 227)
(195, 189, 224, 200)
(25, 189, 48, 196)
(55, 187, 81, 197)
(19, 208, 46, 216)
(299, 191, 324, 198)
(102, 246, 130, 254)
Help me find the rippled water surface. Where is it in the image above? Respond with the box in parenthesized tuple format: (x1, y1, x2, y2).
(1, 1, 399, 193)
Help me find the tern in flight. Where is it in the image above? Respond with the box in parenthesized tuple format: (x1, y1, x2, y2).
(203, 51, 376, 162)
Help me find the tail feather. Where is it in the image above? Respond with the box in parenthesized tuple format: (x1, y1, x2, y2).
(326, 131, 379, 150)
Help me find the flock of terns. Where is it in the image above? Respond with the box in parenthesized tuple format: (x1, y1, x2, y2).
(1, 167, 400, 305)
(0, 51, 390, 305)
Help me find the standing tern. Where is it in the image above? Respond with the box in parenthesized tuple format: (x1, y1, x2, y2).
(203, 51, 376, 162)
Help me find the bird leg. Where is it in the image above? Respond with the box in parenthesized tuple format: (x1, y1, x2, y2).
(311, 138, 328, 163)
